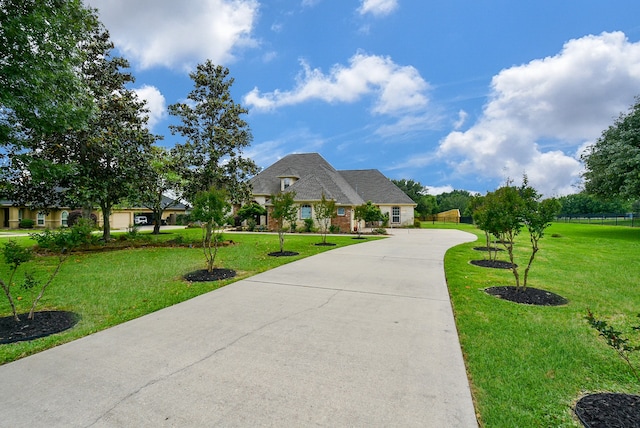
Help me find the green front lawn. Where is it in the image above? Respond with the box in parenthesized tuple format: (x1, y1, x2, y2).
(435, 221, 640, 427)
(0, 229, 379, 365)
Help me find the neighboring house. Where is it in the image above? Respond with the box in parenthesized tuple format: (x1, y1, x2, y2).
(249, 153, 416, 232)
(0, 196, 188, 230)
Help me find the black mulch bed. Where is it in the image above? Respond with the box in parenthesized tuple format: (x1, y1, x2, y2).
(314, 242, 336, 246)
(574, 393, 640, 428)
(268, 251, 299, 257)
(0, 311, 79, 344)
(470, 259, 515, 269)
(184, 268, 237, 282)
(485, 286, 568, 306)
(473, 246, 504, 252)
(351, 237, 367, 240)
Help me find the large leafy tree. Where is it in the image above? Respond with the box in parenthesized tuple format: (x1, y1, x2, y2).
(391, 178, 437, 219)
(70, 30, 157, 240)
(437, 190, 474, 215)
(557, 192, 631, 216)
(169, 61, 259, 205)
(135, 147, 185, 235)
(13, 28, 157, 240)
(0, 0, 98, 147)
(391, 179, 425, 202)
(582, 97, 640, 200)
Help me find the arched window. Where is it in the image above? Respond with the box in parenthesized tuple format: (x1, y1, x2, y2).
(61, 211, 69, 227)
(300, 204, 312, 219)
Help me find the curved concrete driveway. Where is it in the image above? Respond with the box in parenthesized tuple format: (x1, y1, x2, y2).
(0, 228, 478, 427)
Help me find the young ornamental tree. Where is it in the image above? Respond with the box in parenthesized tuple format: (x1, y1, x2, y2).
(354, 201, 383, 237)
(313, 193, 336, 244)
(0, 224, 87, 322)
(477, 179, 560, 291)
(478, 183, 525, 287)
(190, 187, 231, 273)
(519, 180, 561, 288)
(270, 192, 298, 254)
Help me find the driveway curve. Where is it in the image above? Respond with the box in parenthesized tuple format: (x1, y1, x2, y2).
(0, 228, 478, 427)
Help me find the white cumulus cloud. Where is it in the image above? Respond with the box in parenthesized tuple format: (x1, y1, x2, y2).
(244, 52, 429, 116)
(358, 0, 398, 17)
(134, 85, 167, 131)
(86, 0, 259, 70)
(438, 31, 640, 196)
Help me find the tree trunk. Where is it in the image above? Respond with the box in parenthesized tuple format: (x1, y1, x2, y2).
(28, 256, 65, 320)
(522, 235, 540, 288)
(502, 232, 520, 289)
(101, 202, 112, 241)
(278, 230, 285, 253)
(0, 277, 20, 322)
(153, 207, 162, 235)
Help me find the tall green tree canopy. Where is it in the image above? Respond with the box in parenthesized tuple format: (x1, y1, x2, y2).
(169, 61, 259, 204)
(557, 192, 631, 216)
(391, 179, 425, 202)
(135, 146, 184, 235)
(436, 190, 474, 215)
(6, 27, 157, 240)
(0, 0, 98, 146)
(582, 97, 640, 200)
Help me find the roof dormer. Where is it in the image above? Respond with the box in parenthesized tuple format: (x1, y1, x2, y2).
(277, 169, 300, 191)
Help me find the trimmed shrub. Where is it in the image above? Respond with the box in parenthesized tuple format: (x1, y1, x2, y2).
(67, 210, 97, 227)
(18, 219, 34, 229)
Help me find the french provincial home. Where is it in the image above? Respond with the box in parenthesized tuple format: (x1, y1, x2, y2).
(249, 153, 416, 232)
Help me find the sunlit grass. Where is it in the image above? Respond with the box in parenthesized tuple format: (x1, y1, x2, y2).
(0, 229, 380, 364)
(439, 221, 640, 427)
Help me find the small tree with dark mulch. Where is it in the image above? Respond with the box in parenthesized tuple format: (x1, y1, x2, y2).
(474, 178, 559, 291)
(0, 225, 86, 322)
(520, 181, 561, 288)
(313, 193, 336, 244)
(191, 187, 231, 273)
(586, 310, 640, 383)
(270, 191, 298, 254)
(578, 310, 640, 427)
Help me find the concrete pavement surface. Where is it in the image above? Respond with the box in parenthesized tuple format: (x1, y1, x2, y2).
(0, 228, 478, 427)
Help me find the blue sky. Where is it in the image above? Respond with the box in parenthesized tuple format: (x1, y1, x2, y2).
(85, 0, 640, 196)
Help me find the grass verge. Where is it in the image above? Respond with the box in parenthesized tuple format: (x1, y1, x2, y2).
(0, 228, 380, 365)
(430, 221, 640, 427)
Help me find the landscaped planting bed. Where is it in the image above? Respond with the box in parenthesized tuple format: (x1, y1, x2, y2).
(435, 222, 640, 427)
(0, 229, 378, 364)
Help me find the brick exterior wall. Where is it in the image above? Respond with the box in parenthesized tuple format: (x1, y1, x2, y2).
(331, 207, 352, 233)
(266, 206, 278, 231)
(267, 205, 354, 233)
